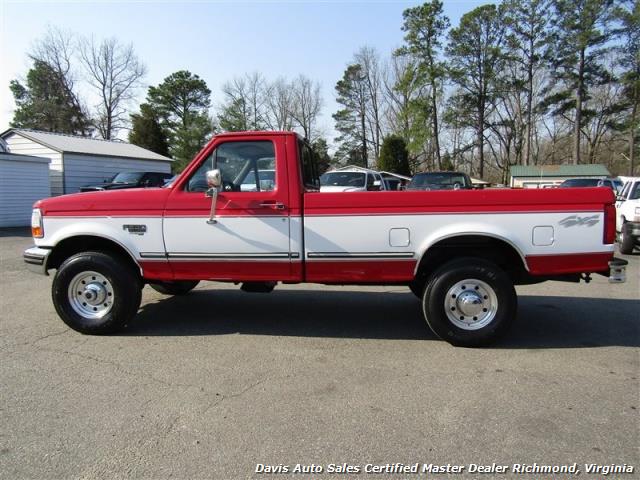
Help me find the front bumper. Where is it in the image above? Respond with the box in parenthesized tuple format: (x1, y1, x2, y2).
(627, 221, 640, 239)
(23, 247, 51, 275)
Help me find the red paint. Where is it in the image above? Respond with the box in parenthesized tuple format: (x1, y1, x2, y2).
(525, 252, 613, 275)
(139, 261, 173, 280)
(305, 260, 417, 283)
(604, 204, 616, 244)
(304, 188, 614, 216)
(168, 260, 297, 282)
(36, 188, 170, 217)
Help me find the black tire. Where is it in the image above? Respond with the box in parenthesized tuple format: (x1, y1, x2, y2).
(52, 251, 142, 334)
(422, 258, 517, 347)
(149, 280, 200, 295)
(408, 278, 426, 298)
(619, 223, 635, 255)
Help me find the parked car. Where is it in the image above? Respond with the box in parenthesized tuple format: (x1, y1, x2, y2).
(559, 177, 623, 192)
(615, 177, 640, 254)
(80, 171, 173, 192)
(406, 172, 473, 191)
(320, 169, 386, 192)
(240, 169, 275, 192)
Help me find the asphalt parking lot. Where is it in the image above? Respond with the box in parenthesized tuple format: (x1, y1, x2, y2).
(1, 228, 638, 479)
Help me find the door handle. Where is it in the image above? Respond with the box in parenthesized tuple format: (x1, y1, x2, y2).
(259, 201, 285, 210)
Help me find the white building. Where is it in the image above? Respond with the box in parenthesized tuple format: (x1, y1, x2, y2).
(0, 128, 173, 197)
(0, 152, 51, 227)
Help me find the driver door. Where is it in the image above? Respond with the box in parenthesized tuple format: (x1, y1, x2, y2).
(162, 136, 294, 281)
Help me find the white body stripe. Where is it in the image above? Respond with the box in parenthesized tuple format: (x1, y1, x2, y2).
(40, 217, 165, 260)
(303, 212, 612, 259)
(163, 216, 291, 256)
(37, 211, 613, 269)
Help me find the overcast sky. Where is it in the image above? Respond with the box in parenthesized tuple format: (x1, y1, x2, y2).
(0, 0, 488, 142)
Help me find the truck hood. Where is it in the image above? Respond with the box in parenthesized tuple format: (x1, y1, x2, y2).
(80, 182, 140, 191)
(34, 188, 172, 216)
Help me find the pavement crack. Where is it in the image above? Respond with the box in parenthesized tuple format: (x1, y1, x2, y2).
(0, 328, 70, 352)
(34, 347, 213, 393)
(202, 376, 271, 415)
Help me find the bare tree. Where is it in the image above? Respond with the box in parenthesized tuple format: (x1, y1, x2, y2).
(80, 37, 146, 139)
(291, 75, 322, 141)
(264, 77, 295, 130)
(355, 46, 385, 162)
(218, 73, 267, 132)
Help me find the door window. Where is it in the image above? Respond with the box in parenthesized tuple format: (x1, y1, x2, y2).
(187, 141, 276, 192)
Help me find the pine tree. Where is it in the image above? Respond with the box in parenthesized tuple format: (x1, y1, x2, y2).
(378, 135, 411, 176)
(397, 0, 449, 169)
(129, 104, 170, 158)
(147, 70, 213, 170)
(10, 60, 91, 135)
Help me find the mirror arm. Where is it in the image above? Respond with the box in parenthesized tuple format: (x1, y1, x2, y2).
(207, 187, 218, 224)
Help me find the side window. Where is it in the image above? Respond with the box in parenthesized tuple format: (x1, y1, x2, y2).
(375, 173, 383, 189)
(299, 140, 320, 190)
(187, 141, 276, 192)
(366, 173, 375, 189)
(619, 182, 630, 199)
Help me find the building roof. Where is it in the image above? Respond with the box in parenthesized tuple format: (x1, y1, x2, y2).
(0, 152, 51, 164)
(510, 164, 610, 178)
(1, 128, 173, 162)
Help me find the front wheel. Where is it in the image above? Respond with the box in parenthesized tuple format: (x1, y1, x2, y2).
(619, 223, 635, 255)
(422, 258, 517, 347)
(52, 252, 142, 334)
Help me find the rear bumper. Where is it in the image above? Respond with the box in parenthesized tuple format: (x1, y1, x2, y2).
(608, 258, 628, 283)
(23, 247, 51, 276)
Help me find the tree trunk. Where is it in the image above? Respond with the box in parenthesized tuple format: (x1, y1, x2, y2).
(573, 49, 585, 165)
(431, 81, 442, 170)
(630, 79, 637, 175)
(478, 97, 485, 179)
(360, 111, 368, 168)
(524, 34, 534, 167)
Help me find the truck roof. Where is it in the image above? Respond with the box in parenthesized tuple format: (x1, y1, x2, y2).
(214, 131, 303, 140)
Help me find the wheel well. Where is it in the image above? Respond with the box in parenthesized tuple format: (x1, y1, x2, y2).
(415, 235, 527, 284)
(47, 236, 141, 277)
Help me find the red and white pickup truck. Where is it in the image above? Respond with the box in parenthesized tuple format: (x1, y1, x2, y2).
(24, 131, 627, 346)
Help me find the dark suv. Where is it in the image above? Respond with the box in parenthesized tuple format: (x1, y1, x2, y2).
(559, 177, 622, 193)
(406, 171, 473, 191)
(80, 172, 173, 192)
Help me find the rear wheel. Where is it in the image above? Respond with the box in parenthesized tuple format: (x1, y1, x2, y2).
(52, 252, 142, 334)
(422, 258, 516, 347)
(619, 223, 635, 255)
(149, 280, 200, 295)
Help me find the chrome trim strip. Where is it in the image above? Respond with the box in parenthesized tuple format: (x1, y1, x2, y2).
(166, 252, 295, 259)
(307, 252, 415, 259)
(140, 252, 168, 259)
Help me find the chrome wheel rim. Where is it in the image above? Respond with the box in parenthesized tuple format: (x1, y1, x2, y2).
(445, 278, 498, 330)
(68, 271, 114, 319)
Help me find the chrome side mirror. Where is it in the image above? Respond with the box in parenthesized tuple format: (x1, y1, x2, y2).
(206, 169, 221, 224)
(206, 169, 222, 189)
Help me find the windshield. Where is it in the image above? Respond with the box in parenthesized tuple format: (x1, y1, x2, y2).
(560, 178, 600, 187)
(410, 173, 469, 188)
(111, 172, 144, 183)
(630, 182, 640, 200)
(320, 172, 366, 188)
